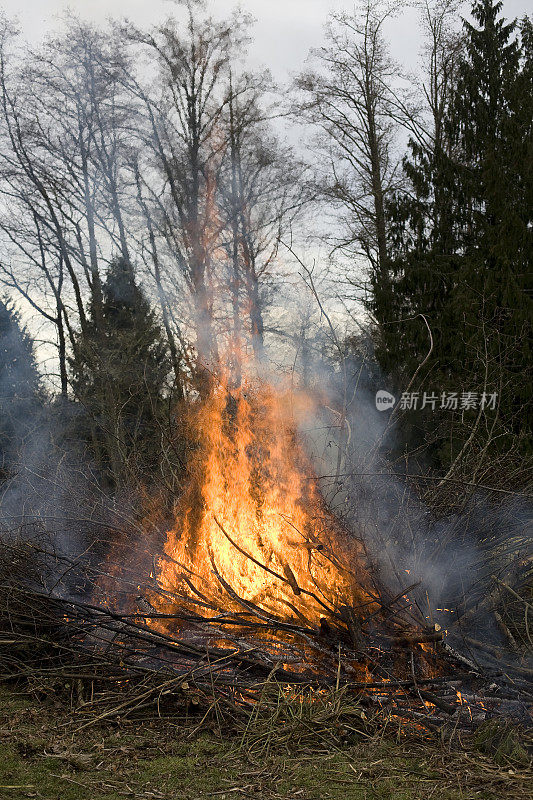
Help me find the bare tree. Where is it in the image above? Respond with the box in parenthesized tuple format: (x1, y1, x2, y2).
(411, 0, 463, 246)
(121, 6, 252, 383)
(218, 72, 307, 369)
(0, 19, 137, 392)
(297, 0, 402, 286)
(0, 21, 84, 393)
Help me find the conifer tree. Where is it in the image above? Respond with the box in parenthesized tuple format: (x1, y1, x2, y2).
(374, 0, 532, 478)
(446, 1, 532, 464)
(0, 300, 41, 477)
(70, 258, 171, 486)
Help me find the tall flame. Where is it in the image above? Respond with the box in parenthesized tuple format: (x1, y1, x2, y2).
(154, 374, 373, 627)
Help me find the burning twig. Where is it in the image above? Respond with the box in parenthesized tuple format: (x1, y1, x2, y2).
(212, 515, 342, 621)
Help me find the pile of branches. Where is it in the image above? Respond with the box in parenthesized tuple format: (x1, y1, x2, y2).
(0, 538, 531, 734)
(447, 514, 533, 663)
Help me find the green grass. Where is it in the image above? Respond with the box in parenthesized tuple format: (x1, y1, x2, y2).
(0, 684, 530, 800)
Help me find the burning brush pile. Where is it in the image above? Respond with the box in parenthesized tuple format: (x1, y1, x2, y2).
(0, 371, 531, 735)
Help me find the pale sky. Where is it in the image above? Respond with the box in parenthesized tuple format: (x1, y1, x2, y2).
(1, 0, 531, 381)
(1, 0, 531, 84)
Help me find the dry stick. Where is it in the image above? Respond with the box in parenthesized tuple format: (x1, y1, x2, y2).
(62, 632, 270, 699)
(277, 511, 367, 606)
(73, 651, 235, 732)
(362, 581, 422, 625)
(409, 649, 427, 717)
(493, 577, 532, 647)
(493, 611, 520, 653)
(462, 637, 533, 677)
(7, 585, 429, 690)
(411, 688, 458, 716)
(167, 570, 218, 610)
(115, 607, 310, 683)
(281, 561, 301, 595)
(209, 553, 315, 652)
(2, 594, 462, 711)
(277, 598, 313, 627)
(190, 573, 361, 677)
(143, 584, 222, 616)
(42, 593, 206, 659)
(212, 515, 343, 621)
(208, 554, 310, 633)
(454, 583, 504, 625)
(277, 513, 324, 553)
(207, 556, 365, 676)
(3, 548, 452, 702)
(185, 614, 313, 637)
(0, 615, 158, 675)
(98, 608, 317, 681)
(21, 593, 252, 674)
(23, 543, 223, 621)
(158, 549, 208, 585)
(93, 617, 267, 673)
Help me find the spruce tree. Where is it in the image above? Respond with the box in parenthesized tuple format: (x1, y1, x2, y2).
(374, 0, 532, 479)
(70, 258, 171, 486)
(447, 0, 532, 464)
(0, 300, 41, 477)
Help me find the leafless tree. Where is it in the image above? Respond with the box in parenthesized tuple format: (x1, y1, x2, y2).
(0, 19, 136, 392)
(120, 6, 252, 384)
(296, 0, 402, 287)
(410, 0, 464, 244)
(218, 72, 307, 371)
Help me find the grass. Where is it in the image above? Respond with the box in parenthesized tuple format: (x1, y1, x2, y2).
(0, 683, 531, 800)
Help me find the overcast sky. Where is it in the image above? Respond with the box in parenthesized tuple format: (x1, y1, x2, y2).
(0, 0, 530, 376)
(1, 0, 531, 83)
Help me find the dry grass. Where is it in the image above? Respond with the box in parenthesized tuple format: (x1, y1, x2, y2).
(0, 682, 531, 800)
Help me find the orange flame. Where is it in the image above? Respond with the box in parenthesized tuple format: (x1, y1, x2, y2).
(153, 374, 373, 627)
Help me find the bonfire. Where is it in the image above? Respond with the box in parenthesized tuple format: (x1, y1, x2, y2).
(0, 367, 530, 734)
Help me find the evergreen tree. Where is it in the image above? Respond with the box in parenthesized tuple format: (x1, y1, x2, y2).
(0, 300, 41, 477)
(70, 258, 171, 487)
(447, 1, 532, 463)
(373, 0, 532, 481)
